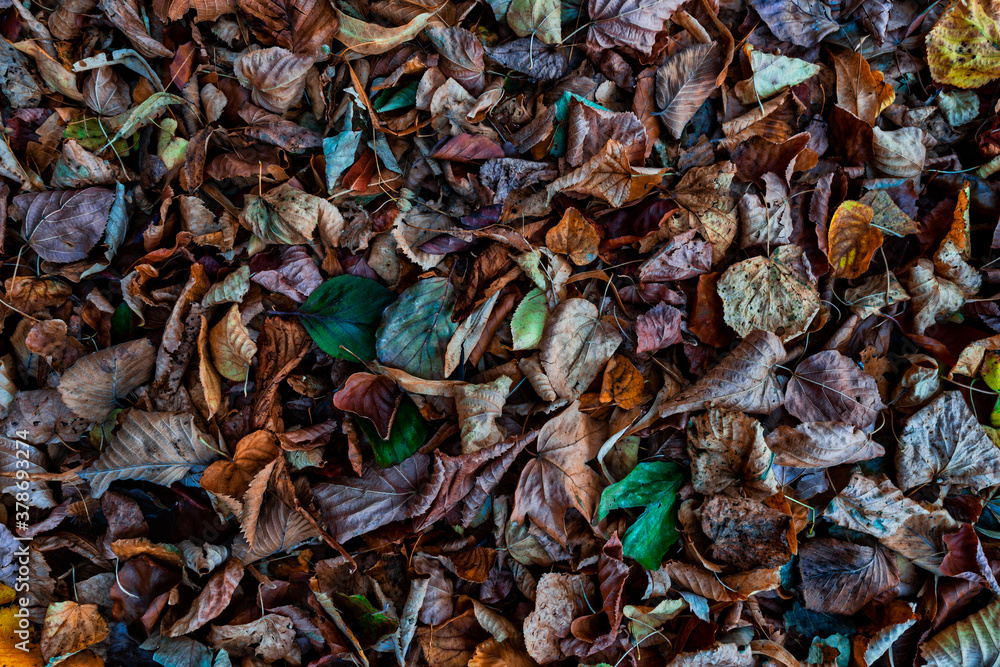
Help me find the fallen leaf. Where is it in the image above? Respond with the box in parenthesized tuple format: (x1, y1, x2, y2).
(785, 350, 885, 428)
(797, 538, 898, 615)
(512, 401, 606, 545)
(827, 200, 882, 279)
(896, 391, 1000, 491)
(717, 245, 821, 341)
(81, 410, 217, 497)
(539, 298, 622, 400)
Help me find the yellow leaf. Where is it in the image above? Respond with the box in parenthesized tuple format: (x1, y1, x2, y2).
(926, 0, 1000, 88)
(198, 314, 223, 419)
(827, 201, 882, 279)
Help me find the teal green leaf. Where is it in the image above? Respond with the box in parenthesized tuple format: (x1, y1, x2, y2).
(375, 277, 458, 380)
(597, 461, 686, 570)
(355, 395, 427, 467)
(511, 287, 549, 350)
(324, 130, 362, 194)
(151, 637, 212, 667)
(81, 182, 128, 278)
(297, 275, 396, 361)
(373, 80, 419, 112)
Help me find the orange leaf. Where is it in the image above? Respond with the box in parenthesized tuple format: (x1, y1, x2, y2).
(599, 355, 644, 410)
(827, 200, 882, 279)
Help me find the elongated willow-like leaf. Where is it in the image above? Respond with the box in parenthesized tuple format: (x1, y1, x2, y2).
(655, 43, 721, 139)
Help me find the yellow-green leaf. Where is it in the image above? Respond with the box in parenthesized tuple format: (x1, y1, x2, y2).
(926, 0, 1000, 88)
(334, 9, 433, 56)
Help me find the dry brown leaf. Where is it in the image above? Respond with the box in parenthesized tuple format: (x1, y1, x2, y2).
(200, 431, 280, 499)
(209, 304, 257, 382)
(687, 409, 777, 497)
(40, 602, 109, 662)
(233, 47, 314, 113)
(599, 355, 644, 410)
(58, 338, 156, 422)
(766, 422, 884, 467)
(539, 298, 622, 401)
(546, 139, 667, 207)
(660, 330, 786, 417)
(545, 208, 600, 266)
(512, 401, 606, 545)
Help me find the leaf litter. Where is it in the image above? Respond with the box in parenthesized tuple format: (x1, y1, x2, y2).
(3, 0, 1000, 666)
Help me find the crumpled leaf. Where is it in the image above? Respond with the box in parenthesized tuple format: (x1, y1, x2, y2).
(824, 473, 928, 539)
(209, 304, 257, 382)
(831, 49, 894, 125)
(539, 298, 622, 400)
(701, 495, 793, 570)
(546, 139, 667, 207)
(512, 401, 606, 545)
(669, 161, 738, 262)
(896, 391, 1000, 491)
(545, 208, 600, 265)
(233, 47, 313, 113)
(687, 409, 778, 498)
(660, 330, 786, 416)
(717, 245, 821, 341)
(240, 182, 339, 245)
(41, 601, 109, 663)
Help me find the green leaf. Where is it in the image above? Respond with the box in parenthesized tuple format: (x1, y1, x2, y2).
(507, 0, 560, 44)
(375, 277, 458, 380)
(323, 130, 362, 194)
(331, 592, 399, 649)
(511, 288, 549, 350)
(297, 275, 396, 361)
(355, 395, 427, 467)
(373, 80, 419, 112)
(597, 461, 685, 570)
(100, 92, 190, 151)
